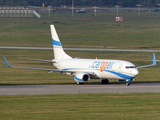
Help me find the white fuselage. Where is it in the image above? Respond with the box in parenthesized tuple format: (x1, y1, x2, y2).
(53, 58, 139, 80)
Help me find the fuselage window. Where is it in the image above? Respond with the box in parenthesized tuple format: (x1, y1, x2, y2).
(125, 66, 136, 69)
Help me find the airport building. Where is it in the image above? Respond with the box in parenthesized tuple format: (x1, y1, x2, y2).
(0, 7, 41, 18)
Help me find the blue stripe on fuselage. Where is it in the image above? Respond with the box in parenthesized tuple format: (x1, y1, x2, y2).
(62, 68, 134, 79)
(103, 70, 134, 79)
(52, 39, 62, 46)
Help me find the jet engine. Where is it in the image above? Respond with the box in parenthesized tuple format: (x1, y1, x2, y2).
(74, 73, 90, 84)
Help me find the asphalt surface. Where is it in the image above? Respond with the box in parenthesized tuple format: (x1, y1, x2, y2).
(0, 83, 160, 95)
(1, 46, 160, 52)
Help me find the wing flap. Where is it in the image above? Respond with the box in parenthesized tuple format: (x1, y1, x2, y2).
(20, 57, 57, 63)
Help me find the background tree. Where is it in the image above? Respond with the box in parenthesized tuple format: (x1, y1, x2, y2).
(0, 0, 159, 7)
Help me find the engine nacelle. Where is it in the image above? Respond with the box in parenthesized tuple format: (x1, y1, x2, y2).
(74, 73, 90, 84)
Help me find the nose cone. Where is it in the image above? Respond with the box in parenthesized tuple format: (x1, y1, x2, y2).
(132, 69, 139, 76)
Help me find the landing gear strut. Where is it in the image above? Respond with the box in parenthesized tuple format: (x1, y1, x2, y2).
(126, 82, 130, 86)
(126, 78, 133, 86)
(101, 79, 109, 84)
(76, 82, 84, 85)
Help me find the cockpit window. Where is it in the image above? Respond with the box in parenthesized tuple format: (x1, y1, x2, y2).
(125, 66, 136, 69)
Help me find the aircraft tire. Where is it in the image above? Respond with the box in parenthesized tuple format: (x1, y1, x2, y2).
(101, 79, 109, 84)
(126, 82, 130, 86)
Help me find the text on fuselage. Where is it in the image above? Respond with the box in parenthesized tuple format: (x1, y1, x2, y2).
(91, 61, 115, 71)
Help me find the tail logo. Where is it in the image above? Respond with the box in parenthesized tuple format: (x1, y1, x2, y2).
(52, 39, 62, 47)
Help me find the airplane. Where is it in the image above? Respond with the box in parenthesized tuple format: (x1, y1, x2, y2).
(2, 25, 157, 86)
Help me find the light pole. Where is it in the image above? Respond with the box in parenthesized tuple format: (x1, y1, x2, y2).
(136, 4, 143, 16)
(148, 0, 150, 13)
(92, 6, 99, 16)
(46, 6, 52, 17)
(72, 0, 74, 16)
(114, 5, 121, 17)
(157, 3, 160, 13)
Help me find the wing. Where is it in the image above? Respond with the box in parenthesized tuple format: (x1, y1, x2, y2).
(137, 53, 156, 69)
(2, 55, 61, 72)
(20, 57, 57, 63)
(2, 55, 95, 75)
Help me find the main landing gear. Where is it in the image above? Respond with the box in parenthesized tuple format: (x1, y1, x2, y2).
(101, 79, 109, 84)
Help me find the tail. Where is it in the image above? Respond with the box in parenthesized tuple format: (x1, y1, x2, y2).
(50, 25, 72, 59)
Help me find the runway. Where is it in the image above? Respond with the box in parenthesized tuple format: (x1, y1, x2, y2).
(0, 83, 160, 95)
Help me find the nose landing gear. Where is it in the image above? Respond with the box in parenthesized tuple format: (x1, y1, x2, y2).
(126, 82, 130, 86)
(126, 78, 133, 86)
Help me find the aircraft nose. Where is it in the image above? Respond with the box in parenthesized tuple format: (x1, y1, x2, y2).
(132, 69, 139, 76)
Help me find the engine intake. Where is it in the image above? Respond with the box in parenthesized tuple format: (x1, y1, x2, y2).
(74, 73, 90, 84)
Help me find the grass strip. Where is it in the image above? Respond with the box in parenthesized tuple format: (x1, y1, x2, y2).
(0, 93, 160, 120)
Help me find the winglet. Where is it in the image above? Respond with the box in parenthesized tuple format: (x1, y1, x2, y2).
(137, 53, 156, 69)
(2, 55, 11, 67)
(152, 53, 156, 65)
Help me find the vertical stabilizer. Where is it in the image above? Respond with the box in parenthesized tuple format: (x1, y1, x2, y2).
(50, 25, 72, 59)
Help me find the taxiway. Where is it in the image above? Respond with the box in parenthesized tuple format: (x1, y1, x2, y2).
(0, 83, 160, 95)
(1, 46, 160, 52)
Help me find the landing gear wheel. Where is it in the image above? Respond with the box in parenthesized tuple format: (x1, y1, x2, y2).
(101, 79, 109, 84)
(77, 82, 84, 85)
(126, 82, 130, 86)
(79, 82, 84, 85)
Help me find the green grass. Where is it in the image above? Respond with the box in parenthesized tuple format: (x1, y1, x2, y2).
(0, 13, 160, 49)
(1, 49, 160, 84)
(1, 93, 160, 120)
(1, 12, 160, 85)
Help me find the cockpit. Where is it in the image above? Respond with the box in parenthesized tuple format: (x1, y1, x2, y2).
(125, 66, 136, 69)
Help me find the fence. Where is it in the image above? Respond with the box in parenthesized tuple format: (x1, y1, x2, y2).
(0, 7, 41, 18)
